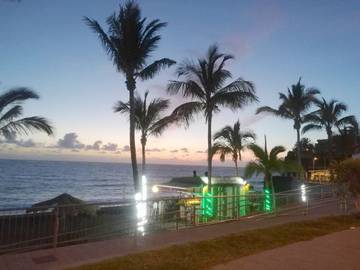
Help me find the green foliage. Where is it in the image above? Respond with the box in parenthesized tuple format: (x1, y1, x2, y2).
(244, 143, 298, 187)
(334, 158, 360, 195)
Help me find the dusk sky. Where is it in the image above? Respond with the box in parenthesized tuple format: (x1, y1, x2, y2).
(0, 0, 359, 166)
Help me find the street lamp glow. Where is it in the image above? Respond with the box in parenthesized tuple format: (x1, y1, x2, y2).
(301, 184, 307, 202)
(152, 185, 159, 193)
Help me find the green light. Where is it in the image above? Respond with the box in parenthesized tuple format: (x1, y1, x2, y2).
(239, 187, 247, 216)
(264, 188, 272, 212)
(201, 187, 214, 217)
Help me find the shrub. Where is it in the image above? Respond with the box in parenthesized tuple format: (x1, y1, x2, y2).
(334, 158, 360, 210)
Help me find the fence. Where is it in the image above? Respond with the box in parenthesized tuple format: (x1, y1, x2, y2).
(0, 183, 340, 254)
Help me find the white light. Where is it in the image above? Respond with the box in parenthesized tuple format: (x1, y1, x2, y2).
(301, 184, 307, 202)
(135, 175, 148, 235)
(142, 175, 147, 201)
(152, 185, 159, 193)
(200, 176, 208, 184)
(134, 192, 141, 201)
(236, 177, 245, 185)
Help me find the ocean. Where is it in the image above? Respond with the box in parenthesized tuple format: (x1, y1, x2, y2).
(0, 159, 263, 209)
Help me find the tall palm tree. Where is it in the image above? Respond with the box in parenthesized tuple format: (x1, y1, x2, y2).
(0, 88, 53, 139)
(212, 120, 255, 176)
(167, 45, 257, 187)
(114, 90, 178, 174)
(256, 78, 319, 169)
(85, 1, 175, 191)
(302, 98, 358, 161)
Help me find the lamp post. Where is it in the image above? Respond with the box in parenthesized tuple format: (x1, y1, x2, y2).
(312, 157, 318, 171)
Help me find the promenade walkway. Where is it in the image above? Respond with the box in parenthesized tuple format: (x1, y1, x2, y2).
(0, 200, 350, 270)
(213, 226, 360, 270)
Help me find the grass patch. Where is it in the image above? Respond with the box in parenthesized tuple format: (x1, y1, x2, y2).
(69, 215, 360, 270)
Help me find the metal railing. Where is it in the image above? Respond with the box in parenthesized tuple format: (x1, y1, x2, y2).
(0, 183, 342, 254)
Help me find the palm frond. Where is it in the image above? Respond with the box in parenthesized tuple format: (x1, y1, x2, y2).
(83, 17, 118, 67)
(149, 114, 177, 136)
(256, 106, 279, 115)
(0, 105, 23, 123)
(244, 161, 264, 178)
(167, 80, 205, 100)
(302, 123, 322, 134)
(212, 81, 258, 110)
(211, 142, 232, 161)
(269, 145, 286, 160)
(171, 101, 203, 126)
(242, 131, 256, 140)
(0, 88, 39, 112)
(137, 58, 176, 80)
(336, 115, 358, 128)
(146, 98, 170, 125)
(213, 125, 232, 141)
(248, 144, 268, 163)
(113, 101, 130, 114)
(1, 116, 54, 136)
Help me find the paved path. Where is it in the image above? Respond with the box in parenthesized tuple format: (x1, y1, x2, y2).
(213, 227, 360, 270)
(0, 199, 350, 270)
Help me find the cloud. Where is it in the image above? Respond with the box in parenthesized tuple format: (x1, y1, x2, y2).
(180, 147, 189, 153)
(170, 149, 179, 153)
(16, 139, 37, 148)
(102, 143, 118, 152)
(57, 133, 84, 149)
(0, 132, 39, 148)
(196, 150, 206, 153)
(85, 140, 102, 151)
(146, 148, 162, 152)
(122, 145, 130, 152)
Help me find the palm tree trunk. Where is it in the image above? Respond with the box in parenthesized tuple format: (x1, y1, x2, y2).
(207, 112, 212, 189)
(270, 175, 276, 212)
(234, 159, 239, 177)
(141, 134, 146, 175)
(296, 127, 302, 169)
(126, 76, 139, 192)
(327, 129, 334, 162)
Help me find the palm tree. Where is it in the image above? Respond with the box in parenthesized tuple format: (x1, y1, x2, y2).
(212, 120, 255, 176)
(114, 90, 178, 174)
(167, 45, 257, 187)
(244, 142, 290, 190)
(256, 78, 319, 169)
(302, 98, 358, 161)
(244, 140, 296, 212)
(85, 1, 175, 191)
(0, 88, 53, 139)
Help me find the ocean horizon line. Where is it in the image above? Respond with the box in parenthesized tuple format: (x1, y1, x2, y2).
(0, 157, 243, 169)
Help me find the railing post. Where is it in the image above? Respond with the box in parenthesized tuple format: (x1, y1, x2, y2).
(176, 210, 179, 231)
(53, 207, 59, 249)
